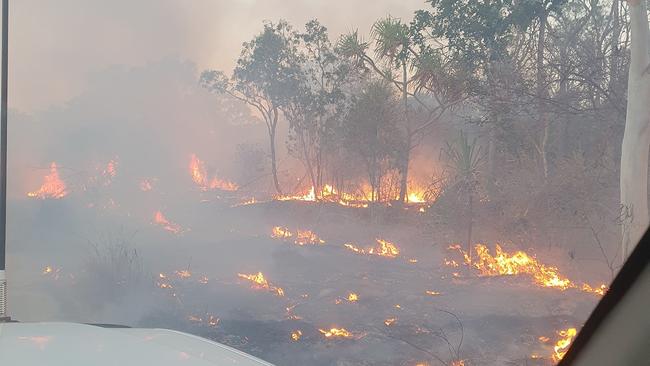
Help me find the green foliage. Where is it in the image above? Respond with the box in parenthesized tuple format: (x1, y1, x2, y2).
(413, 0, 566, 73)
(442, 130, 483, 192)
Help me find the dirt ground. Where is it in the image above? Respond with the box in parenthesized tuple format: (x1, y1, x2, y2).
(8, 199, 608, 366)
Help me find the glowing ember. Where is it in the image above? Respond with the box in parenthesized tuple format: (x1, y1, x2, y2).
(237, 271, 285, 296)
(232, 197, 257, 207)
(347, 293, 359, 302)
(294, 230, 325, 245)
(319, 327, 353, 338)
(188, 315, 202, 323)
(343, 243, 365, 254)
(408, 258, 418, 263)
(103, 159, 117, 180)
(444, 258, 459, 267)
(271, 226, 292, 239)
(447, 243, 608, 294)
(425, 290, 441, 296)
(291, 330, 302, 341)
(207, 315, 219, 327)
(451, 361, 465, 366)
(41, 265, 62, 280)
(384, 317, 397, 326)
(189, 154, 238, 191)
(175, 270, 191, 279)
(552, 327, 577, 362)
(28, 162, 67, 199)
(270, 226, 325, 246)
(140, 179, 153, 191)
(153, 211, 183, 234)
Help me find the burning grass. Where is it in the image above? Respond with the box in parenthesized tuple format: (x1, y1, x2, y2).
(270, 226, 325, 246)
(237, 271, 285, 297)
(552, 327, 577, 362)
(27, 162, 67, 199)
(318, 327, 353, 339)
(189, 153, 238, 191)
(446, 244, 608, 295)
(343, 239, 400, 258)
(153, 210, 183, 234)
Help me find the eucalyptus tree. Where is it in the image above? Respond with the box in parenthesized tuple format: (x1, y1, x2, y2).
(413, 0, 560, 186)
(200, 20, 301, 195)
(284, 20, 352, 197)
(343, 80, 403, 202)
(339, 17, 463, 203)
(620, 0, 650, 261)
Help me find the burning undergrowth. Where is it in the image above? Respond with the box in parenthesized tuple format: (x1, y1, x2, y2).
(6, 60, 611, 366)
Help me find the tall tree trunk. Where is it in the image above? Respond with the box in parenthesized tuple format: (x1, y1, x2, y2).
(398, 61, 410, 203)
(537, 11, 550, 181)
(609, 0, 621, 93)
(300, 131, 317, 197)
(621, 0, 650, 261)
(466, 191, 473, 266)
(558, 42, 570, 156)
(269, 110, 283, 195)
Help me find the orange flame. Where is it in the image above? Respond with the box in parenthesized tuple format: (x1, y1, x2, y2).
(347, 293, 359, 302)
(189, 154, 238, 191)
(343, 239, 400, 258)
(369, 239, 400, 258)
(271, 226, 325, 246)
(290, 330, 302, 341)
(175, 270, 191, 279)
(447, 244, 608, 294)
(319, 327, 353, 338)
(237, 271, 284, 296)
(552, 327, 577, 362)
(153, 210, 182, 234)
(384, 317, 397, 326)
(27, 162, 67, 199)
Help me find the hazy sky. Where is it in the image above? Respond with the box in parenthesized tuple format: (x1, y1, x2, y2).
(10, 0, 425, 112)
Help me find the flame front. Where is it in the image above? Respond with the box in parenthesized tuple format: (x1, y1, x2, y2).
(28, 162, 67, 199)
(552, 327, 577, 362)
(153, 210, 183, 234)
(343, 239, 400, 258)
(447, 243, 608, 294)
(189, 154, 238, 191)
(369, 239, 400, 258)
(270, 226, 325, 246)
(319, 327, 352, 338)
(237, 271, 284, 297)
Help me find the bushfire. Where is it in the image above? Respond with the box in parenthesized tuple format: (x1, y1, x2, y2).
(189, 153, 238, 191)
(27, 162, 67, 199)
(552, 327, 577, 362)
(344, 239, 400, 258)
(446, 244, 608, 295)
(318, 327, 353, 339)
(237, 271, 285, 297)
(153, 210, 183, 234)
(270, 226, 325, 246)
